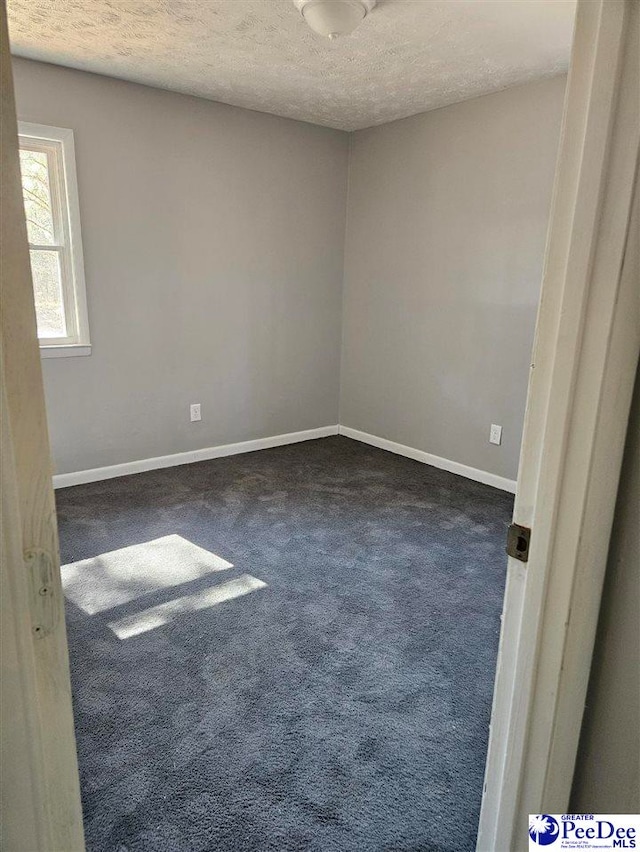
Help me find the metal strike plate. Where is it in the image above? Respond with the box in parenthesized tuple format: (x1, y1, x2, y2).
(25, 548, 59, 638)
(506, 523, 531, 563)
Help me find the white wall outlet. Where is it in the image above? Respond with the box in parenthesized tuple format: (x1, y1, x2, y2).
(190, 403, 201, 422)
(489, 424, 503, 445)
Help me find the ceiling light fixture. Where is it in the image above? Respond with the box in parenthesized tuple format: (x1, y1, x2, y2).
(294, 0, 376, 40)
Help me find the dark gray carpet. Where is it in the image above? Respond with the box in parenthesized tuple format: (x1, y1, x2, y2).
(56, 435, 513, 852)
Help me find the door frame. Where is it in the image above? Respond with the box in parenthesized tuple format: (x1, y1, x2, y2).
(478, 0, 639, 848)
(0, 4, 85, 849)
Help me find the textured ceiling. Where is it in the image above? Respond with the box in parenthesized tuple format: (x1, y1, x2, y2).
(7, 0, 576, 131)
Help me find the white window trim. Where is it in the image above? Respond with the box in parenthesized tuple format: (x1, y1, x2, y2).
(18, 121, 91, 357)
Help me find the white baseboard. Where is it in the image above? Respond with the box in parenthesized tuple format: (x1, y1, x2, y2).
(338, 425, 517, 494)
(52, 425, 340, 489)
(53, 423, 517, 494)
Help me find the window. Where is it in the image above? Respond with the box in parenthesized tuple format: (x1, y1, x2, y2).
(18, 122, 90, 357)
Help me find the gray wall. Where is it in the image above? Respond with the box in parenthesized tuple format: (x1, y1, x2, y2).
(340, 76, 566, 480)
(571, 365, 640, 813)
(12, 58, 349, 475)
(13, 60, 566, 481)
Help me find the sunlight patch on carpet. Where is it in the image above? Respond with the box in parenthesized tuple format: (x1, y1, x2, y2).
(61, 534, 234, 614)
(108, 574, 268, 639)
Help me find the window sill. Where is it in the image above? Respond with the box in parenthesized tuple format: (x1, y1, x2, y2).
(40, 344, 92, 359)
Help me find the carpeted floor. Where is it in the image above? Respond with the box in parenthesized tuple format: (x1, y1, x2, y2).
(56, 435, 513, 852)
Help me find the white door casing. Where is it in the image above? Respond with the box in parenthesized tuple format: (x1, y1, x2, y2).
(0, 2, 85, 848)
(478, 0, 640, 848)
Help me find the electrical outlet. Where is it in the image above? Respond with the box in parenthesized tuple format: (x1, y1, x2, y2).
(190, 403, 201, 422)
(489, 424, 502, 445)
